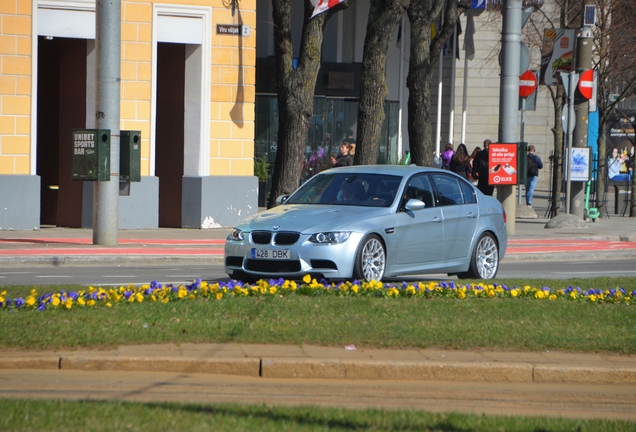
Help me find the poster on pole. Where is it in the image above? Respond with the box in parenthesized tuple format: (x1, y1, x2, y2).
(565, 147, 592, 182)
(539, 29, 575, 86)
(488, 143, 518, 186)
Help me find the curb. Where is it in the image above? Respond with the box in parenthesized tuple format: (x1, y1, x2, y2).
(1, 356, 634, 385)
(0, 255, 224, 268)
(2, 251, 636, 268)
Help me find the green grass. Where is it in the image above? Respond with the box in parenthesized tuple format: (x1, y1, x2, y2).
(1, 277, 635, 353)
(2, 399, 633, 432)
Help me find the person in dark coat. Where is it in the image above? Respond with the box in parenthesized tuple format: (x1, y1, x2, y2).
(449, 143, 471, 179)
(473, 139, 494, 196)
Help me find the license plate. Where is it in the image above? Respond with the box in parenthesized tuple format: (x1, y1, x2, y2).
(251, 248, 291, 260)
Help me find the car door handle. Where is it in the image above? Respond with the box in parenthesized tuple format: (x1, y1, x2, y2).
(432, 217, 442, 223)
(467, 212, 478, 219)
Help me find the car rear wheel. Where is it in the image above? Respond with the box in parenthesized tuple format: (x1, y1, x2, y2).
(459, 233, 499, 280)
(353, 234, 386, 282)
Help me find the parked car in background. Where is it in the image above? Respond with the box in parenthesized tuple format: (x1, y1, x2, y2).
(224, 165, 507, 282)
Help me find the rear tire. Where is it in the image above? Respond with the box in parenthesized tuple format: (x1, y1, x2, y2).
(353, 234, 386, 282)
(462, 233, 499, 280)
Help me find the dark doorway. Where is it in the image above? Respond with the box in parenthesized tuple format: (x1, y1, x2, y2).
(156, 42, 185, 227)
(37, 36, 87, 227)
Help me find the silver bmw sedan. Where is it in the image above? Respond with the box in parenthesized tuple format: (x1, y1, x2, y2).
(225, 165, 507, 282)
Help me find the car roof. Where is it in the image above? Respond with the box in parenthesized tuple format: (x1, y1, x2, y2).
(320, 165, 445, 177)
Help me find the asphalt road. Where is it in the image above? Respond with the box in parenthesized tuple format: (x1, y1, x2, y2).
(0, 259, 635, 286)
(2, 369, 635, 421)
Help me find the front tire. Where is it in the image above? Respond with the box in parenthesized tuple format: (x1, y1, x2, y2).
(353, 234, 386, 282)
(459, 233, 499, 280)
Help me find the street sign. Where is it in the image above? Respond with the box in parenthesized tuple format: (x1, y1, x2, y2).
(578, 69, 594, 100)
(519, 70, 537, 97)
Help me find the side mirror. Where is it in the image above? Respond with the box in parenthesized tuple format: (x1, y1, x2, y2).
(276, 195, 289, 205)
(404, 199, 425, 211)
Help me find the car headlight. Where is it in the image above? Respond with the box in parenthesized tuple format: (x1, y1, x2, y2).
(308, 231, 351, 244)
(228, 228, 244, 241)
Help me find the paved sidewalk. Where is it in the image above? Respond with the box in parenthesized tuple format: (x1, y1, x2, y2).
(1, 343, 635, 386)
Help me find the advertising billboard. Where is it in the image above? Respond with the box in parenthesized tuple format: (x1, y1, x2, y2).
(539, 29, 575, 86)
(488, 143, 518, 186)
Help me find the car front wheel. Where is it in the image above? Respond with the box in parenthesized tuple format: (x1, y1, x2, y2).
(353, 234, 386, 282)
(459, 233, 499, 280)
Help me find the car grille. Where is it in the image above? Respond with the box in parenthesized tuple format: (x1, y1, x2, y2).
(251, 231, 300, 246)
(251, 231, 272, 244)
(274, 232, 300, 245)
(245, 259, 301, 273)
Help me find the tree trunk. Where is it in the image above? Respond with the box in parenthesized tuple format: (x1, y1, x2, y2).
(355, 0, 410, 166)
(406, 0, 466, 167)
(268, 0, 328, 207)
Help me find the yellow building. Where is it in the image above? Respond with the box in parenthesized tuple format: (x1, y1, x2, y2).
(0, 0, 257, 229)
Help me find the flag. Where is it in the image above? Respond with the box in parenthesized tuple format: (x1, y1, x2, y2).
(455, 19, 462, 59)
(463, 11, 476, 61)
(443, 19, 462, 59)
(310, 0, 344, 19)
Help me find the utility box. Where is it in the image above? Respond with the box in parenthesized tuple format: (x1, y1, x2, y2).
(120, 130, 141, 182)
(517, 141, 528, 185)
(71, 129, 110, 181)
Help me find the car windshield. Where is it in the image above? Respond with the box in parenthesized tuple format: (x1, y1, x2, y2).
(285, 172, 402, 207)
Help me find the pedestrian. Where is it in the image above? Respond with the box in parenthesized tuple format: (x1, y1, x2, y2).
(441, 143, 454, 170)
(469, 146, 482, 183)
(343, 129, 356, 146)
(525, 145, 543, 207)
(449, 143, 471, 179)
(331, 142, 353, 167)
(473, 139, 494, 196)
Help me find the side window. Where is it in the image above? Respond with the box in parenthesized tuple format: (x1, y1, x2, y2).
(403, 175, 435, 208)
(431, 174, 463, 206)
(459, 179, 477, 203)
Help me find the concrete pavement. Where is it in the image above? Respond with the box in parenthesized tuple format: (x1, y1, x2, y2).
(1, 189, 636, 387)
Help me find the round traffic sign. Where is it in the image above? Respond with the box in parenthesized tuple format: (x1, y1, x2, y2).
(578, 69, 594, 99)
(519, 70, 537, 98)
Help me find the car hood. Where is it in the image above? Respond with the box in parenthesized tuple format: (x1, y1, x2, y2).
(236, 204, 389, 233)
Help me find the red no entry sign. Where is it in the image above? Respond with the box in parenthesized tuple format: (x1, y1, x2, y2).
(578, 69, 594, 100)
(519, 70, 537, 98)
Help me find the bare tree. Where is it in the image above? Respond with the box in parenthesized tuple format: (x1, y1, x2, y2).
(354, 0, 410, 166)
(407, 0, 470, 167)
(268, 0, 340, 207)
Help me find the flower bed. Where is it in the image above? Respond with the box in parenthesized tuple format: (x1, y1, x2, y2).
(0, 275, 633, 312)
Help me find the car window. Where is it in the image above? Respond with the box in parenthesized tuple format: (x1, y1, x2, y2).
(459, 179, 477, 203)
(402, 175, 435, 208)
(285, 172, 402, 207)
(431, 174, 464, 206)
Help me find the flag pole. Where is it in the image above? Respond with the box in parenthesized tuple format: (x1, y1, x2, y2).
(448, 22, 457, 144)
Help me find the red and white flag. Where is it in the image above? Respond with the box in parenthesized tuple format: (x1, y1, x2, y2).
(310, 0, 344, 19)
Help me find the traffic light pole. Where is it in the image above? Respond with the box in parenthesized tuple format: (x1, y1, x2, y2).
(93, 0, 121, 246)
(569, 26, 593, 218)
(498, 0, 523, 235)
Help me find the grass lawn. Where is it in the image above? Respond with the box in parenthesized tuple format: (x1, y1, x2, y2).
(2, 399, 634, 432)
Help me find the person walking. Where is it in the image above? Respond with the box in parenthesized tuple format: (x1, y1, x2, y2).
(473, 139, 494, 196)
(525, 144, 543, 207)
